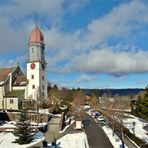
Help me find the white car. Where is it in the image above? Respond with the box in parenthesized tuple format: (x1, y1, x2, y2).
(97, 116, 104, 121)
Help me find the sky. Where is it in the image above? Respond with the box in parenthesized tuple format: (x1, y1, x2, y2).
(0, 0, 148, 89)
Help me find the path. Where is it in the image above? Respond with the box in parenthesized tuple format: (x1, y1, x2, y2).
(45, 116, 61, 143)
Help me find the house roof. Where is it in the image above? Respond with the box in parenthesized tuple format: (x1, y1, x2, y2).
(0, 67, 16, 82)
(4, 90, 25, 98)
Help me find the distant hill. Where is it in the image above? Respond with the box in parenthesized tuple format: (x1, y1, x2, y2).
(82, 88, 144, 97)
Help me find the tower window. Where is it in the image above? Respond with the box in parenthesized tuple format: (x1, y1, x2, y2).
(43, 92, 45, 97)
(42, 85, 44, 90)
(32, 85, 35, 89)
(32, 48, 34, 53)
(42, 76, 44, 80)
(31, 75, 34, 79)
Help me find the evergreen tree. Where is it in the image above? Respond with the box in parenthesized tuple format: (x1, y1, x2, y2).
(14, 109, 33, 144)
(134, 87, 148, 120)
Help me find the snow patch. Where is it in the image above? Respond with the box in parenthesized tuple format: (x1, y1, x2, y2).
(48, 132, 89, 148)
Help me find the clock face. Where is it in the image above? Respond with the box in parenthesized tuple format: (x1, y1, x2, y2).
(30, 63, 36, 69)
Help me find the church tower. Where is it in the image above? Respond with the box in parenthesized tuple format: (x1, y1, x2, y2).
(27, 25, 47, 101)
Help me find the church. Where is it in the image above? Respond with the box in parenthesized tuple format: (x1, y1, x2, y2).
(0, 25, 48, 110)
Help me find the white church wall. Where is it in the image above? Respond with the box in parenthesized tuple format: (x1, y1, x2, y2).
(27, 62, 47, 100)
(27, 62, 40, 100)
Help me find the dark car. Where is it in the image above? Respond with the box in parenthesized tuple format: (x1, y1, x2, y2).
(94, 112, 100, 118)
(83, 118, 90, 127)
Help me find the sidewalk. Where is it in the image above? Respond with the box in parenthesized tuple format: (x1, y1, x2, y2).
(44, 116, 61, 143)
(123, 135, 139, 148)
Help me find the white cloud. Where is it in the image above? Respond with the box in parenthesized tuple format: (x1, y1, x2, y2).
(43, 0, 148, 75)
(1, 0, 148, 77)
(83, 0, 148, 48)
(76, 74, 92, 82)
(0, 0, 87, 54)
(63, 48, 148, 75)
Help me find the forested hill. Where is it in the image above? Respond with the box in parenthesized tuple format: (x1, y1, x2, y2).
(82, 88, 144, 97)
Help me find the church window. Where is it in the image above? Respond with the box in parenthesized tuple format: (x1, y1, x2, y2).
(43, 92, 45, 97)
(42, 76, 44, 80)
(32, 48, 34, 53)
(10, 99, 13, 104)
(32, 85, 35, 89)
(31, 75, 34, 79)
(42, 85, 44, 90)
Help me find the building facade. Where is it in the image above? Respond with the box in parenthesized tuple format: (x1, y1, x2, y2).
(0, 66, 27, 110)
(0, 25, 48, 110)
(27, 25, 48, 101)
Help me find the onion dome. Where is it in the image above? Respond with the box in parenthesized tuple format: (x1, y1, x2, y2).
(29, 25, 44, 44)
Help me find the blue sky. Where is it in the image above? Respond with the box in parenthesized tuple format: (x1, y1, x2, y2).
(0, 0, 148, 89)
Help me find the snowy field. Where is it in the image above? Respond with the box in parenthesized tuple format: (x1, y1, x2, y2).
(123, 114, 148, 143)
(0, 131, 44, 148)
(48, 132, 89, 148)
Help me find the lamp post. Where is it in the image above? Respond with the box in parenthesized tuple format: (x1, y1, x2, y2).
(132, 121, 136, 135)
(121, 127, 125, 148)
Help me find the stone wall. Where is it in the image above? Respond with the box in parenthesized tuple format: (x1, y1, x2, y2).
(0, 111, 49, 123)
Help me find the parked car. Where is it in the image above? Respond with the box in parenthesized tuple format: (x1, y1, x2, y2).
(83, 118, 90, 127)
(97, 115, 104, 121)
(94, 112, 100, 118)
(99, 120, 107, 126)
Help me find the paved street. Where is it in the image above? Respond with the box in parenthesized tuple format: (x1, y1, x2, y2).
(84, 113, 113, 148)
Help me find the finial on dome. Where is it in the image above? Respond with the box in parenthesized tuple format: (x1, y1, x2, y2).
(35, 13, 38, 27)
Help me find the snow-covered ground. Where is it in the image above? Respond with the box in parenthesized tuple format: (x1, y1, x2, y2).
(0, 131, 44, 148)
(48, 132, 89, 148)
(123, 114, 148, 143)
(102, 125, 128, 148)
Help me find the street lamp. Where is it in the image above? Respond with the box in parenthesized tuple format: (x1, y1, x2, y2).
(132, 122, 136, 135)
(121, 127, 125, 148)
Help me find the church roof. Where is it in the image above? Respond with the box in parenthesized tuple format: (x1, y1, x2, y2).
(13, 75, 28, 86)
(0, 67, 16, 82)
(29, 25, 44, 44)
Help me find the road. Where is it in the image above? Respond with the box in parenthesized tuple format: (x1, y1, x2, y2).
(84, 113, 113, 148)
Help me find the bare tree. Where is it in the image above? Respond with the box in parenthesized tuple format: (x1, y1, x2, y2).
(71, 90, 86, 119)
(103, 95, 130, 148)
(91, 93, 99, 110)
